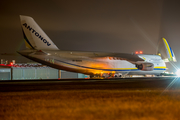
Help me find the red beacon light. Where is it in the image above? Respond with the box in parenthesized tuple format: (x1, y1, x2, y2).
(10, 62, 13, 66)
(135, 51, 143, 54)
(139, 51, 143, 54)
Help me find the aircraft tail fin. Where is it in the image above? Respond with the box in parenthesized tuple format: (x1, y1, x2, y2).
(157, 38, 176, 62)
(20, 15, 59, 50)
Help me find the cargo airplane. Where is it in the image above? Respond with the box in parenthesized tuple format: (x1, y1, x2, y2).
(18, 15, 176, 78)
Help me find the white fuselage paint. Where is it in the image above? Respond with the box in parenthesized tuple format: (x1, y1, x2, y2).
(18, 49, 166, 76)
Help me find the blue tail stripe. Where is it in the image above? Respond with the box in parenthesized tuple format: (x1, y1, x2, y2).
(22, 29, 34, 49)
(166, 40, 174, 57)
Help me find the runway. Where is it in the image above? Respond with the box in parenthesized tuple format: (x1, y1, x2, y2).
(1, 77, 180, 92)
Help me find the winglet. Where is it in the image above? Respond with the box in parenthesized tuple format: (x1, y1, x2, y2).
(162, 38, 176, 62)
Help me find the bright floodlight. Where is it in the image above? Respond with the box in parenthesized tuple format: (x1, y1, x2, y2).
(176, 69, 180, 77)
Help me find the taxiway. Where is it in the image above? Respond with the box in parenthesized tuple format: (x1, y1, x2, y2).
(0, 77, 180, 92)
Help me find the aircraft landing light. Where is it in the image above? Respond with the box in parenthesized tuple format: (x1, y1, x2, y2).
(176, 69, 180, 77)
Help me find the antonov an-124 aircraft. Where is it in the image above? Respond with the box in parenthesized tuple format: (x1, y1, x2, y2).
(18, 15, 176, 78)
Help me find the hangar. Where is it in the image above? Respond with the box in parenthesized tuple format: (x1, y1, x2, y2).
(0, 63, 89, 80)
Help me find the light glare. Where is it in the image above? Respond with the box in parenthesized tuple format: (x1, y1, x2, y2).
(176, 69, 180, 77)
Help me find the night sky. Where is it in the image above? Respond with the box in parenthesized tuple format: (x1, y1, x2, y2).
(0, 0, 180, 72)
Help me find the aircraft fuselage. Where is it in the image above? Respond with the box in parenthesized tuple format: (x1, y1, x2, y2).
(18, 49, 166, 77)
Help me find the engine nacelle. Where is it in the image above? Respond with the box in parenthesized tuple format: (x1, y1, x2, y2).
(135, 63, 154, 71)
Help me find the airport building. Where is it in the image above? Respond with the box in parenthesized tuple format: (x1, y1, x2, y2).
(0, 62, 89, 80)
(0, 55, 89, 80)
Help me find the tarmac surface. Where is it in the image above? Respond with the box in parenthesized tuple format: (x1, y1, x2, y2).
(1, 77, 180, 92)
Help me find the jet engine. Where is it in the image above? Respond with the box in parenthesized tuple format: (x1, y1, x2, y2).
(135, 63, 154, 71)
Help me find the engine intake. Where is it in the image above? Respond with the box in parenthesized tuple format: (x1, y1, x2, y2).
(135, 63, 154, 71)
